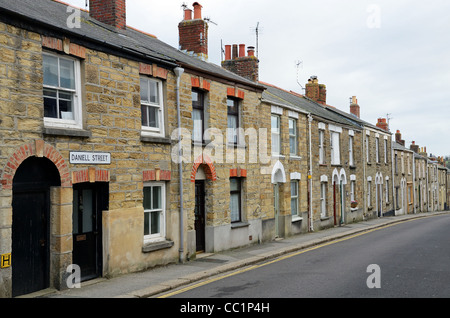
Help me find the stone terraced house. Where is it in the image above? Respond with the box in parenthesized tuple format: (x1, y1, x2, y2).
(0, 0, 448, 298)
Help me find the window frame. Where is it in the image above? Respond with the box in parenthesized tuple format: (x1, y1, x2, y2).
(376, 137, 380, 163)
(143, 182, 166, 243)
(42, 51, 82, 129)
(140, 76, 165, 137)
(349, 135, 354, 166)
(271, 114, 281, 155)
(289, 118, 297, 156)
(192, 89, 205, 143)
(227, 97, 240, 145)
(319, 129, 325, 164)
(230, 177, 242, 223)
(366, 135, 370, 163)
(330, 131, 340, 165)
(320, 182, 327, 218)
(290, 180, 299, 217)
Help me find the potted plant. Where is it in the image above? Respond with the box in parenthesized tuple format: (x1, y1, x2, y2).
(351, 200, 358, 208)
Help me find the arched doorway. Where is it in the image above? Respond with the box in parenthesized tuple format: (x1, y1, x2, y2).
(12, 157, 61, 297)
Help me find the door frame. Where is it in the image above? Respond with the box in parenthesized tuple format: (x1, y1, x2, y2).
(72, 182, 107, 281)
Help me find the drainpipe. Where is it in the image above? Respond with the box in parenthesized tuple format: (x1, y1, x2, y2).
(174, 66, 185, 263)
(391, 138, 395, 214)
(307, 114, 314, 232)
(412, 153, 416, 214)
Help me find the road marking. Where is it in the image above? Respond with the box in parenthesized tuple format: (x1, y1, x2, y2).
(157, 216, 434, 298)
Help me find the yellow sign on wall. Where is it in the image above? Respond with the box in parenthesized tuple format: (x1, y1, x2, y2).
(1, 253, 11, 268)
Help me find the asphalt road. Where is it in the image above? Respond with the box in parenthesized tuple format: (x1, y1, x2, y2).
(168, 214, 450, 298)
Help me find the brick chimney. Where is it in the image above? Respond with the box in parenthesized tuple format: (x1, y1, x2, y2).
(221, 44, 259, 82)
(89, 0, 126, 30)
(376, 118, 389, 131)
(395, 130, 405, 146)
(349, 96, 360, 118)
(305, 76, 326, 105)
(178, 2, 208, 60)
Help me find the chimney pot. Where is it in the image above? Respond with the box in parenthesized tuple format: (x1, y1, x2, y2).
(239, 44, 246, 58)
(247, 46, 255, 57)
(232, 44, 238, 59)
(193, 2, 203, 19)
(225, 45, 231, 60)
(184, 8, 192, 20)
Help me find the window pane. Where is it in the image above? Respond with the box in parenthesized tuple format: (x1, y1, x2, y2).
(144, 212, 150, 236)
(142, 105, 159, 128)
(192, 91, 199, 103)
(230, 178, 239, 191)
(291, 181, 298, 197)
(289, 136, 296, 153)
(227, 98, 237, 113)
(193, 109, 203, 142)
(227, 114, 238, 143)
(44, 89, 57, 118)
(291, 198, 298, 216)
(43, 55, 58, 87)
(230, 193, 240, 222)
(272, 132, 280, 153)
(149, 80, 159, 104)
(289, 119, 295, 135)
(58, 91, 74, 119)
(152, 186, 161, 209)
(271, 116, 279, 131)
(82, 189, 93, 233)
(140, 78, 149, 102)
(141, 105, 149, 127)
(150, 211, 160, 234)
(59, 58, 75, 89)
(143, 187, 151, 210)
(149, 106, 159, 128)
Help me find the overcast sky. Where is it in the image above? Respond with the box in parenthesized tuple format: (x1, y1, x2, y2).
(64, 0, 450, 157)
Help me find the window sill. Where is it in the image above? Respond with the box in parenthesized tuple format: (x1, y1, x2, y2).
(227, 143, 247, 149)
(320, 216, 331, 221)
(349, 165, 357, 169)
(291, 216, 303, 223)
(141, 135, 171, 144)
(142, 239, 174, 253)
(289, 155, 302, 161)
(43, 127, 91, 138)
(272, 154, 285, 159)
(231, 221, 249, 229)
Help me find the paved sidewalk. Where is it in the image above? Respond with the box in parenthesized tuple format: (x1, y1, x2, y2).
(28, 211, 448, 298)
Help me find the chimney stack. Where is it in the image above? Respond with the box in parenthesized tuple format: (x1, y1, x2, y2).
(410, 141, 419, 153)
(376, 118, 389, 131)
(179, 2, 208, 60)
(349, 96, 360, 118)
(395, 130, 405, 146)
(305, 76, 327, 105)
(89, 0, 127, 30)
(221, 44, 259, 82)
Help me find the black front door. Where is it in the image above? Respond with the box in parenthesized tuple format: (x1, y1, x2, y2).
(12, 157, 60, 297)
(195, 181, 206, 252)
(72, 183, 108, 281)
(12, 190, 49, 297)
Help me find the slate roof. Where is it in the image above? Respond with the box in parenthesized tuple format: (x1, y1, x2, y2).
(260, 82, 362, 129)
(0, 0, 264, 89)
